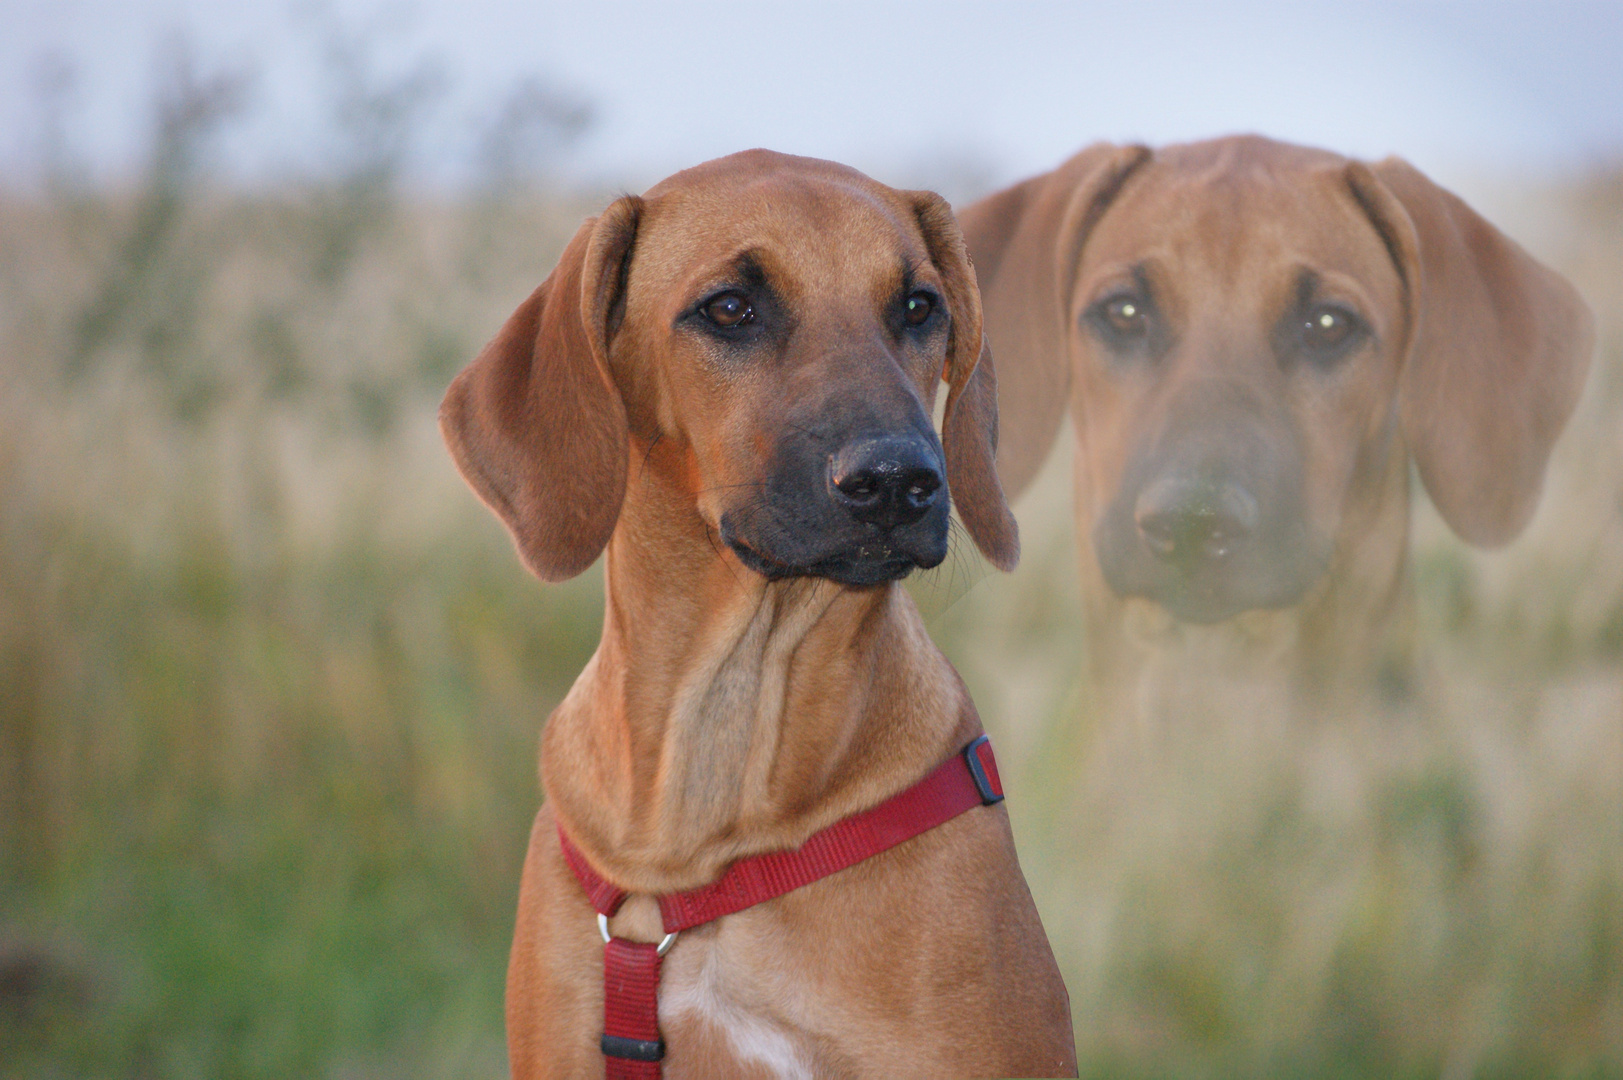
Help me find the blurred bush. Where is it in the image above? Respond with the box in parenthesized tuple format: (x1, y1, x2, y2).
(1, 32, 1620, 1080)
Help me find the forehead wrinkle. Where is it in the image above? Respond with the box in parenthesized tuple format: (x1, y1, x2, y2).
(773, 208, 926, 310)
(780, 184, 923, 284)
(1098, 167, 1394, 322)
(627, 171, 929, 331)
(676, 246, 787, 298)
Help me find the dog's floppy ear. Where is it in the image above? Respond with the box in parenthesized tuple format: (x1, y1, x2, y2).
(440, 197, 643, 580)
(956, 142, 1151, 498)
(910, 190, 1019, 571)
(1350, 159, 1594, 546)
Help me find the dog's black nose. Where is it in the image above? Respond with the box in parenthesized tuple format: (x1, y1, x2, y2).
(831, 437, 944, 530)
(1134, 475, 1259, 561)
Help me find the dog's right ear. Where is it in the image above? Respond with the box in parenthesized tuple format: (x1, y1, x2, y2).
(957, 142, 1150, 498)
(440, 197, 642, 581)
(1350, 159, 1593, 546)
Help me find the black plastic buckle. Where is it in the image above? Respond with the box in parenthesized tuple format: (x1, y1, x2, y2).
(601, 1034, 666, 1062)
(963, 734, 1004, 805)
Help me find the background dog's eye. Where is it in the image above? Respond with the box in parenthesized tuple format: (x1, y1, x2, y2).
(702, 293, 753, 328)
(903, 291, 935, 326)
(1104, 297, 1144, 333)
(1301, 305, 1362, 355)
(1089, 294, 1150, 344)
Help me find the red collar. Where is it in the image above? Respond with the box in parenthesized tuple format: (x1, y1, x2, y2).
(557, 734, 1005, 1078)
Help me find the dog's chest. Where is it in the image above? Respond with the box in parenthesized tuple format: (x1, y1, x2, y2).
(657, 935, 825, 1080)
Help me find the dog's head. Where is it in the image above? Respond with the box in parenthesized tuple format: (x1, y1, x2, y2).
(964, 135, 1592, 624)
(440, 150, 1017, 587)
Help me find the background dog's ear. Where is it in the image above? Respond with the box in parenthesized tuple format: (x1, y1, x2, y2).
(1352, 159, 1594, 547)
(956, 142, 1151, 498)
(439, 197, 642, 581)
(910, 190, 1019, 571)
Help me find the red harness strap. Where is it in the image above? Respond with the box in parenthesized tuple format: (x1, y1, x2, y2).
(558, 735, 1005, 1079)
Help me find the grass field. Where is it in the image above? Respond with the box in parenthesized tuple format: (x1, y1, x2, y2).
(1, 149, 1619, 1077)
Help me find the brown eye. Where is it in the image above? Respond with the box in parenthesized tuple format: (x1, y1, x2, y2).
(1098, 295, 1147, 338)
(903, 291, 935, 326)
(1302, 305, 1358, 353)
(702, 292, 752, 327)
(1105, 297, 1143, 333)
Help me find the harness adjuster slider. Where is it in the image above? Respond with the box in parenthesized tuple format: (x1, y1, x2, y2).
(600, 1033, 666, 1062)
(963, 734, 1004, 805)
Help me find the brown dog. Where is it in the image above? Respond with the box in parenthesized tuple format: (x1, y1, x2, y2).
(960, 135, 1594, 708)
(441, 150, 1076, 1078)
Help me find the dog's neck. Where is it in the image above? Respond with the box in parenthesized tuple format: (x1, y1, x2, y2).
(540, 443, 974, 894)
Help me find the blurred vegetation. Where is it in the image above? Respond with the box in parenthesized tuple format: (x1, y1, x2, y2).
(1, 37, 601, 1080)
(2, 35, 1621, 1080)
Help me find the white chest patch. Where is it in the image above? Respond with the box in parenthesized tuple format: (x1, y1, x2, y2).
(661, 949, 814, 1080)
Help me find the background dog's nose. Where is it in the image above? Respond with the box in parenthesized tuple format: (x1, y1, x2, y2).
(1134, 475, 1259, 561)
(832, 437, 944, 530)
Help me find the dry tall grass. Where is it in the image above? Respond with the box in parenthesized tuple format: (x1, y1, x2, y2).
(1, 155, 1619, 1078)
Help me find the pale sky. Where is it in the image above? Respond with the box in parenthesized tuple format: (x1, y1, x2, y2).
(2, 0, 1621, 196)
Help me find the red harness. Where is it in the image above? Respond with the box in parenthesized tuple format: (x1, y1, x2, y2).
(558, 734, 1006, 1079)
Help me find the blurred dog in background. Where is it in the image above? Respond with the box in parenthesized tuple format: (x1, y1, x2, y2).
(961, 135, 1593, 720)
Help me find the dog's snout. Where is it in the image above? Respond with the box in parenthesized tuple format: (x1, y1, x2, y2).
(831, 437, 944, 530)
(1134, 475, 1260, 561)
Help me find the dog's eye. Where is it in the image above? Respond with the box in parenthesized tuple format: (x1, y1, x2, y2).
(702, 293, 754, 328)
(1301, 305, 1361, 355)
(1090, 294, 1150, 343)
(1104, 297, 1144, 334)
(903, 291, 935, 326)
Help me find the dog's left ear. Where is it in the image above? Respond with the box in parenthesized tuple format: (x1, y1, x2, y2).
(1350, 158, 1594, 546)
(910, 190, 1020, 571)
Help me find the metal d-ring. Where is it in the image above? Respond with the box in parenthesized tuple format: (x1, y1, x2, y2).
(598, 912, 678, 956)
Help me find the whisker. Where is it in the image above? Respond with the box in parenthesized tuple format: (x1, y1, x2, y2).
(703, 519, 749, 590)
(637, 433, 664, 478)
(692, 481, 771, 497)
